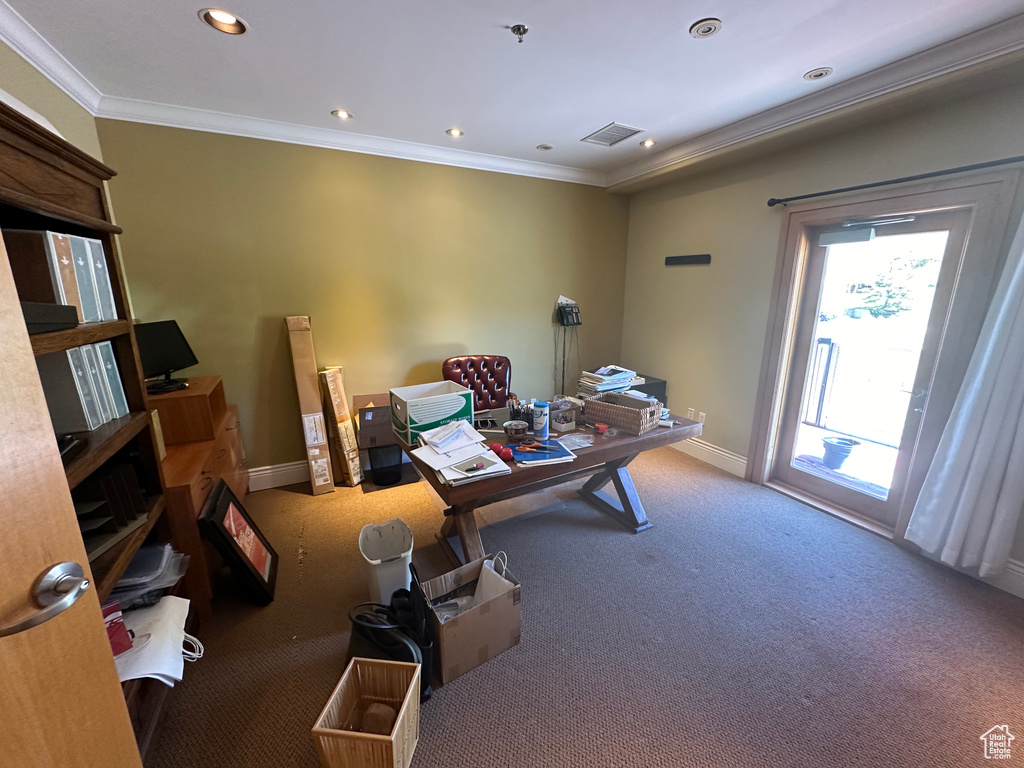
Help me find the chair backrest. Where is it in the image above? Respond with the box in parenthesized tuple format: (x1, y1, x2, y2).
(441, 355, 512, 411)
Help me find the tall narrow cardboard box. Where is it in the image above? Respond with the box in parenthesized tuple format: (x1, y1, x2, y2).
(320, 366, 364, 487)
(285, 316, 335, 495)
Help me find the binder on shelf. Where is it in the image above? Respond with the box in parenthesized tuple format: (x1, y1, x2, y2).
(4, 230, 83, 321)
(87, 239, 118, 321)
(96, 341, 130, 418)
(83, 344, 115, 423)
(70, 236, 101, 323)
(36, 347, 104, 433)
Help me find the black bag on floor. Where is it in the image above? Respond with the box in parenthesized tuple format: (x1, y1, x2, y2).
(347, 563, 434, 702)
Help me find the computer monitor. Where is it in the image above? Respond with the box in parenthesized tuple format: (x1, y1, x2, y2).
(134, 320, 199, 394)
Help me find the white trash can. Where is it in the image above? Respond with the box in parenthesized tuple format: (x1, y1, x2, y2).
(359, 518, 414, 603)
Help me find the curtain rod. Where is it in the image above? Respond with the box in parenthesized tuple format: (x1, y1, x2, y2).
(766, 154, 1024, 208)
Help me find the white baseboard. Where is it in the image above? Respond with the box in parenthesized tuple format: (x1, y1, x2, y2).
(248, 460, 309, 492)
(248, 451, 414, 492)
(671, 438, 747, 477)
(984, 557, 1024, 601)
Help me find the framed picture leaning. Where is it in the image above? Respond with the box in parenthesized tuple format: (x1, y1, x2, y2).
(200, 480, 278, 604)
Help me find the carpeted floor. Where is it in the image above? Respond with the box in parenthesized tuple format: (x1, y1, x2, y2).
(147, 449, 1024, 768)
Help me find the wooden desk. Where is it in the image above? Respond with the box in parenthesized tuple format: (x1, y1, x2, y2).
(405, 418, 702, 563)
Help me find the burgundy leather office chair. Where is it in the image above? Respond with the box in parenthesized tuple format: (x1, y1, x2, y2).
(441, 355, 513, 411)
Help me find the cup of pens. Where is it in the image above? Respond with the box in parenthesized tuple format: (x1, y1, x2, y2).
(508, 397, 533, 433)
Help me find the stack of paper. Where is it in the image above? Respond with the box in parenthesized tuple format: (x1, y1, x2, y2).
(109, 543, 189, 610)
(412, 421, 511, 485)
(578, 365, 646, 398)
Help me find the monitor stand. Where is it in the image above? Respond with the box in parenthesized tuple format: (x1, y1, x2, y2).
(146, 373, 189, 395)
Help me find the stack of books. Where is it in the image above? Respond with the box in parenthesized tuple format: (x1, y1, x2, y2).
(577, 365, 646, 398)
(411, 420, 511, 487)
(37, 341, 130, 433)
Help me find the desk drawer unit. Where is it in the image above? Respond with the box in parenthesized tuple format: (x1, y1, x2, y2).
(162, 400, 247, 621)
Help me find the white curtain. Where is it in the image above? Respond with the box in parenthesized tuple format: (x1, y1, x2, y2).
(905, 210, 1024, 577)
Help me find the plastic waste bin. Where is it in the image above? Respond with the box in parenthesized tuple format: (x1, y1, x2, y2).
(359, 518, 414, 603)
(368, 444, 403, 486)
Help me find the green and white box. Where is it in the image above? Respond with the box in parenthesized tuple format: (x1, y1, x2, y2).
(390, 381, 473, 445)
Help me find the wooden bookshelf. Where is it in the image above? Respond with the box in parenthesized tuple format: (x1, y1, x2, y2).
(31, 319, 131, 356)
(0, 99, 171, 756)
(92, 496, 167, 601)
(64, 411, 151, 490)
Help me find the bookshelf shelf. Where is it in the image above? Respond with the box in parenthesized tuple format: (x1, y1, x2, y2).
(31, 319, 131, 356)
(65, 411, 150, 490)
(92, 495, 166, 602)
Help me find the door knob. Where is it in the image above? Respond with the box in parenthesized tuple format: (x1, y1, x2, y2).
(0, 562, 90, 638)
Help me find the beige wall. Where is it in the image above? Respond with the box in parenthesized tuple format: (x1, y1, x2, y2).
(96, 120, 629, 467)
(0, 40, 102, 160)
(621, 79, 1024, 560)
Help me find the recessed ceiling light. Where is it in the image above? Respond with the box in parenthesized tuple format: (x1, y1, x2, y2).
(536, 144, 553, 151)
(331, 110, 353, 120)
(689, 18, 722, 39)
(199, 8, 248, 34)
(640, 139, 657, 148)
(804, 67, 834, 81)
(446, 128, 464, 137)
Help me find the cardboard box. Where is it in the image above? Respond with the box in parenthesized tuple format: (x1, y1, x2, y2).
(319, 367, 364, 487)
(420, 556, 521, 684)
(358, 406, 399, 449)
(389, 381, 473, 446)
(353, 393, 390, 414)
(284, 316, 334, 495)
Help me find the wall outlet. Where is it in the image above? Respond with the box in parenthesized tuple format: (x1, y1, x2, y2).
(687, 408, 695, 420)
(698, 411, 706, 425)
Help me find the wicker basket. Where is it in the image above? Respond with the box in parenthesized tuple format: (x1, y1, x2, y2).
(582, 393, 663, 436)
(312, 658, 420, 768)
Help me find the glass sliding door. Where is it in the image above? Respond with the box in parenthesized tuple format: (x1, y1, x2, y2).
(765, 184, 1003, 531)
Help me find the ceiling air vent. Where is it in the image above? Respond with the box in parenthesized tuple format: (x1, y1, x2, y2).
(580, 122, 644, 147)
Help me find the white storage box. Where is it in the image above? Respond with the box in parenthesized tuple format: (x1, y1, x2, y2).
(389, 381, 473, 445)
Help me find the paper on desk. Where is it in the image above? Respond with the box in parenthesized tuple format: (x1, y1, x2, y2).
(114, 595, 190, 687)
(411, 440, 488, 471)
(420, 421, 486, 453)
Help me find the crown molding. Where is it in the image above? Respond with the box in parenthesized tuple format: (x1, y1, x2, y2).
(0, 0, 101, 112)
(94, 95, 608, 186)
(607, 12, 1024, 191)
(4, 0, 1024, 190)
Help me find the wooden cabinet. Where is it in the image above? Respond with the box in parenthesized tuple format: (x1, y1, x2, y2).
(155, 376, 248, 621)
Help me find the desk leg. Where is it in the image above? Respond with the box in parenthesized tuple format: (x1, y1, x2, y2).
(435, 504, 485, 566)
(578, 455, 652, 533)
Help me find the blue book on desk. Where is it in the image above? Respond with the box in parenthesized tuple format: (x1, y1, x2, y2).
(509, 439, 576, 465)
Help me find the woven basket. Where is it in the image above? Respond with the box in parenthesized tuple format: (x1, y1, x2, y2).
(312, 658, 420, 768)
(582, 393, 662, 436)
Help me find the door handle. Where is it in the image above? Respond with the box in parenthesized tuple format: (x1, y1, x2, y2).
(0, 562, 90, 638)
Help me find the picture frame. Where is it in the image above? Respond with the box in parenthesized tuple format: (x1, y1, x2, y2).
(199, 480, 278, 604)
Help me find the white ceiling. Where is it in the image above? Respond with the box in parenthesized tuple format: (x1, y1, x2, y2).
(3, 0, 1024, 186)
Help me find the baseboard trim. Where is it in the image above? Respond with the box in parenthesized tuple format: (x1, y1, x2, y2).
(248, 452, 415, 492)
(248, 460, 309, 492)
(671, 438, 747, 477)
(984, 557, 1024, 601)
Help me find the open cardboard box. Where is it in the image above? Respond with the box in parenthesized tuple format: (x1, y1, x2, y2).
(420, 555, 521, 685)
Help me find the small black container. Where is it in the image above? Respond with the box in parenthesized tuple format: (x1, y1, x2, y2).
(368, 444, 403, 486)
